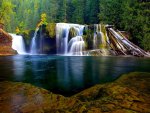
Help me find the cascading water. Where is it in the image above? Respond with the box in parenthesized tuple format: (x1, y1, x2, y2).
(68, 36, 85, 55)
(93, 24, 107, 49)
(56, 23, 85, 55)
(86, 24, 110, 56)
(93, 24, 98, 49)
(9, 33, 26, 55)
(30, 28, 39, 55)
(56, 23, 70, 54)
(8, 23, 149, 57)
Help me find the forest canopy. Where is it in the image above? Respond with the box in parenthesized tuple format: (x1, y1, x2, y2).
(0, 0, 149, 50)
(0, 0, 100, 32)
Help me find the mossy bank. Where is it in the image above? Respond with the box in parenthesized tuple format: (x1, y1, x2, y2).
(0, 72, 150, 113)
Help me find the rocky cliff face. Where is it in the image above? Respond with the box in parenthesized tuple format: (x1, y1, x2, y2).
(0, 29, 16, 55)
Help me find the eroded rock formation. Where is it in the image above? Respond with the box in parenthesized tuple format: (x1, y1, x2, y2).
(0, 72, 150, 113)
(0, 29, 16, 55)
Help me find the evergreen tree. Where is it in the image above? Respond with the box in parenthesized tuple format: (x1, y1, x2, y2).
(57, 0, 67, 22)
(0, 0, 14, 30)
(99, 0, 150, 50)
(71, 0, 84, 24)
(1, 0, 149, 50)
(84, 0, 100, 24)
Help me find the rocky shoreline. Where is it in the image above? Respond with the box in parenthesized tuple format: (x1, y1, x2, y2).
(0, 72, 150, 113)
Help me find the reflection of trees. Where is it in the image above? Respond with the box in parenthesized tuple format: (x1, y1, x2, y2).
(82, 57, 139, 86)
(9, 55, 150, 97)
(56, 57, 84, 95)
(13, 56, 25, 81)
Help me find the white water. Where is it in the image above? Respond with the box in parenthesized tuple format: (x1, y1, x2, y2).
(56, 23, 85, 55)
(30, 28, 39, 55)
(93, 33, 97, 49)
(93, 24, 107, 49)
(68, 36, 85, 55)
(9, 33, 26, 55)
(93, 24, 98, 49)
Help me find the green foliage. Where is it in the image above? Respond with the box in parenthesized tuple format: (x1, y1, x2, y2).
(0, 0, 149, 50)
(83, 25, 95, 49)
(99, 0, 150, 50)
(84, 0, 100, 24)
(0, 0, 100, 32)
(37, 13, 48, 28)
(56, 0, 67, 22)
(46, 23, 56, 38)
(68, 0, 84, 24)
(66, 0, 100, 24)
(0, 0, 14, 30)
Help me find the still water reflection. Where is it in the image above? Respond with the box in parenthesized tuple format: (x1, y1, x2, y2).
(0, 55, 150, 96)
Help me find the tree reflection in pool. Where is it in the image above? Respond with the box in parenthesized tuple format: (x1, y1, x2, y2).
(0, 55, 150, 96)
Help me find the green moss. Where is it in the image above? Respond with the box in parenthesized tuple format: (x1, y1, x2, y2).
(83, 25, 95, 50)
(0, 72, 150, 112)
(69, 27, 77, 37)
(99, 24, 108, 49)
(46, 23, 56, 38)
(99, 44, 105, 49)
(16, 29, 34, 46)
(68, 27, 77, 41)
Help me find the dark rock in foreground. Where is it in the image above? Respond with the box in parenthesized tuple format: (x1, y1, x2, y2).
(0, 72, 150, 113)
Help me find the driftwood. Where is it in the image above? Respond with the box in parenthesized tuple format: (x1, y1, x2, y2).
(107, 28, 149, 57)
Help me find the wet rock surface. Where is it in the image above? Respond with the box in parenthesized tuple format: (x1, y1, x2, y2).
(74, 72, 150, 113)
(0, 82, 83, 113)
(0, 29, 16, 55)
(0, 72, 150, 113)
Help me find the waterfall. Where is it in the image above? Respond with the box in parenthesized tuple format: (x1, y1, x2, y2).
(93, 24, 99, 49)
(93, 24, 106, 49)
(56, 23, 85, 55)
(9, 33, 26, 55)
(30, 28, 39, 55)
(68, 36, 85, 55)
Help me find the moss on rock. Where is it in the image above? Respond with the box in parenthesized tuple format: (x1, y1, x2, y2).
(68, 27, 77, 41)
(0, 81, 84, 113)
(83, 25, 95, 50)
(0, 72, 150, 113)
(74, 72, 150, 113)
(46, 23, 56, 38)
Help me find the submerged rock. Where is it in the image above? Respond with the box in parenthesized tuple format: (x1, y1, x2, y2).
(0, 72, 150, 113)
(0, 81, 83, 113)
(0, 29, 16, 55)
(74, 72, 150, 113)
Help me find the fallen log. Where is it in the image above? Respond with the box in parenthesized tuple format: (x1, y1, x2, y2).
(108, 28, 149, 57)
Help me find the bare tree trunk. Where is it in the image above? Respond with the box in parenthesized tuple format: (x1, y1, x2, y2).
(108, 28, 149, 57)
